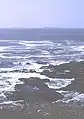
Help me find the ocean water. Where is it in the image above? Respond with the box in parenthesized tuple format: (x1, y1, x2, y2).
(0, 30, 84, 106)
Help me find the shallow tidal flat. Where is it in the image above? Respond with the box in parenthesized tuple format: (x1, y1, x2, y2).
(0, 61, 84, 118)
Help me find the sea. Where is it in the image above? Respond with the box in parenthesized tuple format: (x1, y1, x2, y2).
(0, 28, 84, 107)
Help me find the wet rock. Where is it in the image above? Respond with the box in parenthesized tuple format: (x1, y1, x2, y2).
(40, 70, 57, 78)
(12, 83, 63, 102)
(10, 76, 64, 102)
(29, 69, 36, 73)
(40, 66, 49, 69)
(26, 62, 30, 65)
(40, 64, 56, 70)
(36, 61, 47, 64)
(40, 61, 84, 79)
(61, 80, 84, 93)
(19, 77, 50, 89)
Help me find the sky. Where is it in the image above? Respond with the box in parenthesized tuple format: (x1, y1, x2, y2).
(0, 0, 84, 28)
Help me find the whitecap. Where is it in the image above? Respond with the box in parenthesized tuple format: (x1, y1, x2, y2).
(45, 78, 74, 89)
(56, 91, 84, 104)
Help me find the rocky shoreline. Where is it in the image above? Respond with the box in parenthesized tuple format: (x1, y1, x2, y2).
(0, 61, 84, 118)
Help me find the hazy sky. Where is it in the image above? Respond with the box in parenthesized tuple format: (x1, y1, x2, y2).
(0, 0, 84, 28)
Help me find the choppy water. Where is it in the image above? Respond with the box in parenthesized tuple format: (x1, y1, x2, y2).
(0, 39, 84, 105)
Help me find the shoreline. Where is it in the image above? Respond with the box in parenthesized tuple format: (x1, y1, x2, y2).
(0, 61, 84, 118)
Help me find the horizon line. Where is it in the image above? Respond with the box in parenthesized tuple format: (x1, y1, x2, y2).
(0, 27, 84, 29)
